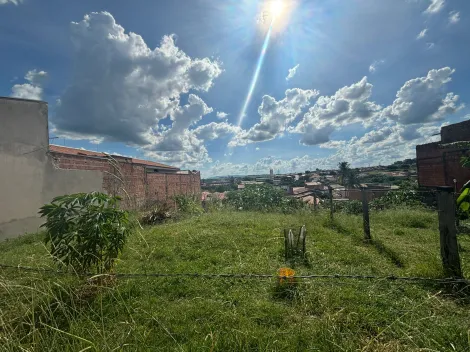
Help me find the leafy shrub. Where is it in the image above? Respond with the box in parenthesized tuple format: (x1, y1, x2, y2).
(174, 195, 204, 215)
(225, 184, 305, 212)
(39, 192, 132, 274)
(335, 200, 363, 215)
(141, 202, 173, 225)
(370, 185, 423, 211)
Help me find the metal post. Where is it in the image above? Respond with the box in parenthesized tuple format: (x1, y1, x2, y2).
(437, 186, 462, 278)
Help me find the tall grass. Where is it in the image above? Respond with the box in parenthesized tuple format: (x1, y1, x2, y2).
(1, 209, 470, 351)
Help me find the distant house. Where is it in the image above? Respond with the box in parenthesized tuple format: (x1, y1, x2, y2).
(416, 120, 470, 190)
(305, 181, 323, 190)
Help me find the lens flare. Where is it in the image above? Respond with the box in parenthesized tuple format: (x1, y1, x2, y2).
(270, 0, 284, 18)
(238, 20, 274, 126)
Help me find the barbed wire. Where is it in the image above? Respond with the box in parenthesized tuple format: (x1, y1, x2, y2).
(0, 263, 468, 285)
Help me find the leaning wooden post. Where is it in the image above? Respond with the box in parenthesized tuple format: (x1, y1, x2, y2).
(328, 186, 333, 220)
(361, 187, 371, 242)
(437, 186, 462, 278)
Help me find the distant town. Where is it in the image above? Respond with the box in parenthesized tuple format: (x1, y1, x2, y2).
(201, 158, 417, 204)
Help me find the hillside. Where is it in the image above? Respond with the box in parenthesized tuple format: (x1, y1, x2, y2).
(1, 208, 470, 351)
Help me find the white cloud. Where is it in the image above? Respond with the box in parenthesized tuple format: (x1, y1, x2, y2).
(286, 64, 300, 81)
(382, 67, 464, 125)
(230, 88, 319, 146)
(10, 69, 47, 101)
(203, 119, 447, 177)
(11, 84, 43, 100)
(25, 69, 48, 85)
(193, 122, 240, 141)
(449, 11, 460, 24)
(369, 60, 385, 73)
(0, 0, 23, 5)
(294, 77, 381, 145)
(53, 12, 222, 148)
(424, 0, 445, 14)
(255, 147, 260, 151)
(216, 111, 229, 119)
(417, 28, 428, 40)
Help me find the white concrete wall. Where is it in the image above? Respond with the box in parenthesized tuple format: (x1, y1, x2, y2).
(0, 97, 104, 240)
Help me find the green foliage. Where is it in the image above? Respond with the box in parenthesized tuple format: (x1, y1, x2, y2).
(225, 184, 305, 212)
(39, 192, 132, 274)
(141, 202, 173, 225)
(174, 195, 204, 215)
(462, 156, 470, 168)
(335, 200, 363, 215)
(202, 184, 238, 193)
(370, 187, 422, 210)
(2, 209, 470, 350)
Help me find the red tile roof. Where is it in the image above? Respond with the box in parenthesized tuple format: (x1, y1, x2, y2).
(49, 145, 178, 170)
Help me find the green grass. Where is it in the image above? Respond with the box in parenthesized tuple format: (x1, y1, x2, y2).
(1, 208, 470, 351)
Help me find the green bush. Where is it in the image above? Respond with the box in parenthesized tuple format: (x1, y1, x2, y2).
(141, 202, 174, 225)
(335, 200, 363, 215)
(225, 184, 305, 212)
(370, 188, 422, 210)
(39, 192, 132, 274)
(174, 195, 204, 215)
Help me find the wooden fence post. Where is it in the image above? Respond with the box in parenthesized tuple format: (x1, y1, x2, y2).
(437, 186, 462, 278)
(328, 186, 333, 220)
(361, 187, 371, 241)
(313, 194, 317, 211)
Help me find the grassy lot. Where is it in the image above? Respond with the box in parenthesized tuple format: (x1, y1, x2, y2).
(1, 208, 470, 351)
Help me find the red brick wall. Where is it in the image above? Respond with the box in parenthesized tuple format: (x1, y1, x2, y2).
(50, 152, 201, 209)
(441, 120, 470, 143)
(344, 189, 388, 201)
(416, 142, 470, 189)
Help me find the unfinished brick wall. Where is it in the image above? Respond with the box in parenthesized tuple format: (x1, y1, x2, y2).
(441, 120, 470, 144)
(416, 142, 470, 189)
(49, 152, 201, 209)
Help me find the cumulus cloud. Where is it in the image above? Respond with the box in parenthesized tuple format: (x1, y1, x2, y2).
(424, 0, 445, 14)
(293, 77, 381, 145)
(10, 69, 47, 100)
(53, 12, 222, 148)
(382, 67, 464, 125)
(417, 28, 428, 40)
(286, 64, 300, 81)
(449, 11, 460, 24)
(216, 111, 229, 119)
(369, 60, 385, 73)
(0, 0, 23, 5)
(230, 88, 319, 146)
(203, 120, 445, 177)
(147, 94, 213, 152)
(193, 122, 241, 141)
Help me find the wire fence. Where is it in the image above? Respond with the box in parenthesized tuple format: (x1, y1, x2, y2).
(1, 263, 468, 285)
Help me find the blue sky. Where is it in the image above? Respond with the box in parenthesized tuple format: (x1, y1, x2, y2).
(2, 0, 470, 176)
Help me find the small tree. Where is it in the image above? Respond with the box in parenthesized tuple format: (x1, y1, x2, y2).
(338, 161, 351, 186)
(39, 192, 132, 274)
(346, 169, 359, 188)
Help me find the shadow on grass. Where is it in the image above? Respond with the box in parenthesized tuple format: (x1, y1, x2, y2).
(418, 281, 470, 306)
(322, 217, 354, 236)
(272, 281, 301, 302)
(371, 239, 404, 268)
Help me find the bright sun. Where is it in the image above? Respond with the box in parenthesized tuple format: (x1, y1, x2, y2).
(270, 0, 284, 19)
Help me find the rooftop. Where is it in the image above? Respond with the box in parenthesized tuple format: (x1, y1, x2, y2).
(49, 145, 179, 170)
